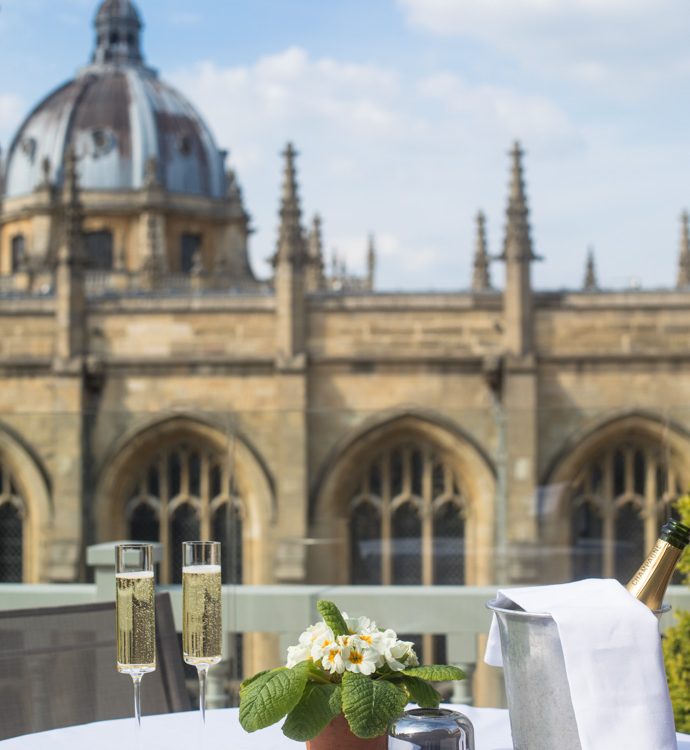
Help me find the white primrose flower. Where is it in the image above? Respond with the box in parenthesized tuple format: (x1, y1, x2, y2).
(342, 611, 378, 635)
(384, 639, 419, 671)
(298, 621, 330, 647)
(285, 613, 417, 674)
(374, 628, 399, 653)
(342, 636, 380, 675)
(287, 621, 333, 667)
(322, 643, 347, 674)
(309, 625, 337, 662)
(405, 644, 419, 667)
(286, 643, 311, 668)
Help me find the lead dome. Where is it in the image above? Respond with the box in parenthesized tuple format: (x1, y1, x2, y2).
(4, 0, 227, 199)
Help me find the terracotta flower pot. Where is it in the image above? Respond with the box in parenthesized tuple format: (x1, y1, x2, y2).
(306, 714, 387, 750)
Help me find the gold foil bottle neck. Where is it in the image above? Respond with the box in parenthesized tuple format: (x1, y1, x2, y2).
(626, 539, 682, 611)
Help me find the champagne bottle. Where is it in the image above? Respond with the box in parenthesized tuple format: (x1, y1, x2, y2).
(626, 519, 690, 610)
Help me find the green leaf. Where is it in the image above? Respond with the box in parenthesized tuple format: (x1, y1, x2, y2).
(329, 684, 342, 715)
(341, 671, 407, 739)
(240, 662, 310, 732)
(317, 600, 349, 637)
(402, 665, 465, 682)
(401, 676, 442, 708)
(282, 683, 341, 741)
(240, 669, 270, 691)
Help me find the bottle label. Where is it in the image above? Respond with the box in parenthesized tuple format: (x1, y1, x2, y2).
(626, 539, 681, 610)
(628, 541, 665, 588)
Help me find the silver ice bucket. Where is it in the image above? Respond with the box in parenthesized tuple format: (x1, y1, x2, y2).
(486, 598, 669, 750)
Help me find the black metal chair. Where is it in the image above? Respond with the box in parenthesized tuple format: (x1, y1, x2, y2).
(0, 593, 190, 740)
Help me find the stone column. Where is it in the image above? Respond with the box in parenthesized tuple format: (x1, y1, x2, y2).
(502, 357, 539, 584)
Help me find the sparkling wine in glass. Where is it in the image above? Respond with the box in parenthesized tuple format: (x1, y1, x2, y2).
(116, 544, 156, 727)
(183, 541, 222, 723)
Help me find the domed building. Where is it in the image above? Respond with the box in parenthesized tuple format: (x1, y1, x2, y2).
(2, 0, 254, 282)
(2, 0, 690, 706)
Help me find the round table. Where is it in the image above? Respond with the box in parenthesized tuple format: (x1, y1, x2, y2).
(1, 705, 689, 749)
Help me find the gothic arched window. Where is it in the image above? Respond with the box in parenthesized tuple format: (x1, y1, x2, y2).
(570, 441, 680, 582)
(0, 464, 25, 582)
(125, 442, 243, 584)
(85, 231, 114, 271)
(349, 441, 467, 586)
(350, 501, 381, 585)
(180, 233, 202, 273)
(11, 235, 25, 272)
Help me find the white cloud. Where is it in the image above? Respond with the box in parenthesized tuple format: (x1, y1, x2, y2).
(328, 232, 438, 278)
(169, 47, 582, 287)
(398, 0, 690, 96)
(328, 234, 373, 272)
(418, 73, 581, 146)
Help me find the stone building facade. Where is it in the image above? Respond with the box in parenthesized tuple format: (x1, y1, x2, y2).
(1, 0, 690, 686)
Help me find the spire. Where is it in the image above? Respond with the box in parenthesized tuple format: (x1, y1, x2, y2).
(583, 246, 598, 291)
(274, 143, 306, 268)
(308, 214, 324, 262)
(304, 214, 325, 291)
(472, 211, 491, 291)
(677, 211, 690, 288)
(367, 234, 376, 290)
(59, 147, 85, 266)
(92, 0, 144, 66)
(499, 141, 538, 356)
(500, 141, 538, 262)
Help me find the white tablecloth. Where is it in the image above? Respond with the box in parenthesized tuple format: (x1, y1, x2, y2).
(2, 705, 690, 749)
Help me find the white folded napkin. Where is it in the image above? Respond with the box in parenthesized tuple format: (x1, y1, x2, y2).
(484, 578, 677, 750)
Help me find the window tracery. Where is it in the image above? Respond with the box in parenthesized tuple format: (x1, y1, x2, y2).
(125, 442, 243, 584)
(349, 441, 466, 586)
(0, 463, 25, 582)
(570, 440, 681, 581)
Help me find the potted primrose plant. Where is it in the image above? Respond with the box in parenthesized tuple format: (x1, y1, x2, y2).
(239, 600, 465, 749)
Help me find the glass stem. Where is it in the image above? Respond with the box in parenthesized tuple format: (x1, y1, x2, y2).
(198, 666, 209, 723)
(132, 673, 143, 727)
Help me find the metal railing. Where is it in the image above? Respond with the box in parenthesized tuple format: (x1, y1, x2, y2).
(1, 542, 689, 708)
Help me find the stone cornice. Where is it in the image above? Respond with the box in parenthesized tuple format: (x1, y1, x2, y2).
(309, 291, 503, 312)
(0, 298, 55, 315)
(539, 352, 690, 367)
(2, 190, 243, 223)
(88, 294, 275, 314)
(536, 290, 690, 310)
(95, 356, 276, 376)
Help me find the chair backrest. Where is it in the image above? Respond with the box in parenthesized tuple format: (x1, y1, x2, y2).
(0, 593, 190, 740)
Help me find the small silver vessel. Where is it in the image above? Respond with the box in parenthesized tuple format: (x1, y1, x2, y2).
(388, 708, 475, 749)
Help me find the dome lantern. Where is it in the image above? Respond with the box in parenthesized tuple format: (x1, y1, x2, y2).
(92, 0, 144, 66)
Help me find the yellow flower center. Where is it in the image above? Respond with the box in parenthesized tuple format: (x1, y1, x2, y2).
(350, 650, 364, 665)
(360, 634, 373, 644)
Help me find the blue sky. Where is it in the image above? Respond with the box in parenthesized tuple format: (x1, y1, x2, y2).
(2, 0, 690, 290)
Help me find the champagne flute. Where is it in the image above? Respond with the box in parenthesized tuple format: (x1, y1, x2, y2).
(116, 544, 156, 727)
(182, 541, 222, 723)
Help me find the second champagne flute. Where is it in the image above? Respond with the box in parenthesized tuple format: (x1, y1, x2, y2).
(182, 541, 222, 723)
